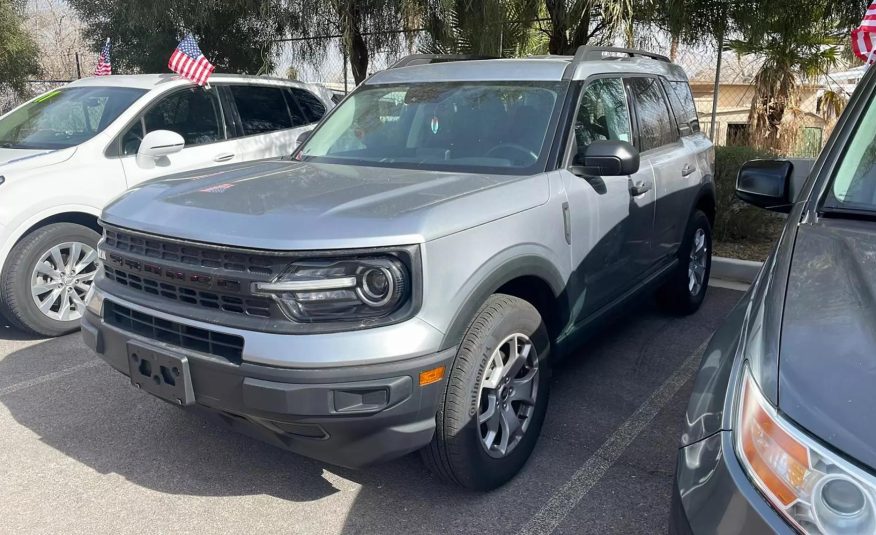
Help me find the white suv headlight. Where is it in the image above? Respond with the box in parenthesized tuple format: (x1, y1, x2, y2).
(736, 365, 876, 534)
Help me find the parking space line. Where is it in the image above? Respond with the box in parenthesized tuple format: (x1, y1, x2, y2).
(0, 360, 103, 398)
(518, 340, 708, 535)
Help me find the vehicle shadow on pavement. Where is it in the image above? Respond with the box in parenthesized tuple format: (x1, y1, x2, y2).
(0, 288, 743, 533)
(0, 331, 344, 502)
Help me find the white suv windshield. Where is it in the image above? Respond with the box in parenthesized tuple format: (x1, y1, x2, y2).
(0, 86, 146, 150)
(297, 81, 565, 175)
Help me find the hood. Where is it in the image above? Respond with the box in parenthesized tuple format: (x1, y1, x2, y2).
(102, 159, 549, 249)
(0, 147, 76, 173)
(780, 218, 876, 471)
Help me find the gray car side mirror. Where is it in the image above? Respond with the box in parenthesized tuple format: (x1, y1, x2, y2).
(570, 140, 640, 177)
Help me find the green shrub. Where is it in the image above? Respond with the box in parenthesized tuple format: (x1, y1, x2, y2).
(713, 146, 784, 242)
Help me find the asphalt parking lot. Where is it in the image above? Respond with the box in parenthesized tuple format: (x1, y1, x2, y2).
(0, 285, 743, 534)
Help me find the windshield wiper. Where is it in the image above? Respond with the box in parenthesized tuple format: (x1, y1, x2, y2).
(821, 205, 876, 221)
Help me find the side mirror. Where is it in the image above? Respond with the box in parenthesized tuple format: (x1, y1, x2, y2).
(136, 130, 185, 169)
(570, 140, 640, 177)
(736, 159, 793, 212)
(296, 130, 311, 146)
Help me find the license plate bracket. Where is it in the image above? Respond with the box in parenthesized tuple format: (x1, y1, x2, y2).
(127, 341, 195, 406)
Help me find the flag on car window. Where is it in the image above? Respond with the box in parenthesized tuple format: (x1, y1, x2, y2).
(852, 2, 876, 64)
(168, 34, 215, 86)
(93, 38, 112, 76)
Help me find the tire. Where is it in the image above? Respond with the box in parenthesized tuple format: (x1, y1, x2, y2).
(0, 223, 101, 337)
(657, 210, 712, 316)
(422, 294, 550, 490)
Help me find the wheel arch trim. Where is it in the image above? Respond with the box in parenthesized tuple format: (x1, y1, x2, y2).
(439, 255, 567, 350)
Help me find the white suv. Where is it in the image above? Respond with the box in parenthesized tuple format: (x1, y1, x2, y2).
(0, 74, 334, 336)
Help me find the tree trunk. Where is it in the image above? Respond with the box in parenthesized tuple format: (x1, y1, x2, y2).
(670, 34, 679, 61)
(339, 0, 369, 85)
(544, 0, 568, 55)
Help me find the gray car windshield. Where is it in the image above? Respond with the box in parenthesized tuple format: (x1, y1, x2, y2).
(0, 86, 146, 150)
(826, 90, 876, 213)
(297, 81, 565, 175)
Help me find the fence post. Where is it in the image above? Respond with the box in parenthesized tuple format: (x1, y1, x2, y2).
(342, 47, 348, 93)
(709, 32, 724, 142)
(75, 53, 82, 79)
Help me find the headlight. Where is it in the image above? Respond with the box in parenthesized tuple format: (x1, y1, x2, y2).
(253, 255, 410, 322)
(736, 365, 876, 534)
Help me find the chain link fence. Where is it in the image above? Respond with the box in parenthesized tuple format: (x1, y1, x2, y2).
(4, 26, 861, 159)
(1, 80, 71, 115)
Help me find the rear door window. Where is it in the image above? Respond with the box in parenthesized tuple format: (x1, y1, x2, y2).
(230, 85, 293, 136)
(628, 77, 678, 152)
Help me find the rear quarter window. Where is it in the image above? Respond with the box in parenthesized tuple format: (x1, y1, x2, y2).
(664, 80, 700, 134)
(289, 88, 327, 124)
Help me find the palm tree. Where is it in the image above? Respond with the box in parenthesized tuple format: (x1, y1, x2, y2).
(725, 0, 864, 153)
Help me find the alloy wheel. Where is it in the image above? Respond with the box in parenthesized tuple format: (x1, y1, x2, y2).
(688, 228, 708, 296)
(477, 333, 540, 459)
(30, 241, 98, 322)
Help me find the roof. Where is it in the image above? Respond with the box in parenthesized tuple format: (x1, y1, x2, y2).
(366, 55, 689, 85)
(66, 73, 320, 91)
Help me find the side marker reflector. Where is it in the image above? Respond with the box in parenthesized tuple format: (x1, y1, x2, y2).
(419, 366, 445, 386)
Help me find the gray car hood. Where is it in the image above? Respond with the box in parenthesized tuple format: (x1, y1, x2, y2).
(780, 219, 876, 471)
(103, 159, 549, 249)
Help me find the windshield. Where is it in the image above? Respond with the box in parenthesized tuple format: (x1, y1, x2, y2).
(297, 81, 566, 175)
(826, 89, 876, 213)
(0, 87, 146, 150)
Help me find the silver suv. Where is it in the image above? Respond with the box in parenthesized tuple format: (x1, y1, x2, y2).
(83, 47, 715, 490)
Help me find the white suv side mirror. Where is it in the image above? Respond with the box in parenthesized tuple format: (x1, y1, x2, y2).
(136, 130, 185, 169)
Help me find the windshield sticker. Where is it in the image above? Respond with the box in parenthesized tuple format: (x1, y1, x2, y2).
(34, 90, 62, 103)
(431, 116, 440, 135)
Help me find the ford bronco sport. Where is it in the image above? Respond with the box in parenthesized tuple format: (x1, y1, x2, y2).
(83, 47, 715, 490)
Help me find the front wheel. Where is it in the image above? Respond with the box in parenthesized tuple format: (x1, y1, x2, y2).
(0, 223, 100, 336)
(657, 210, 712, 315)
(421, 294, 550, 490)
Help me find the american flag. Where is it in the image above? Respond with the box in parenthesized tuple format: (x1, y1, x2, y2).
(94, 38, 111, 76)
(852, 2, 876, 65)
(168, 34, 214, 86)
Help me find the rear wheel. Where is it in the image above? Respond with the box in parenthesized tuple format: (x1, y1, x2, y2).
(657, 210, 712, 315)
(0, 223, 100, 336)
(421, 294, 550, 490)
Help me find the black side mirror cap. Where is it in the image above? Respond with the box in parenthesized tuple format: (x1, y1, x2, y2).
(736, 159, 794, 213)
(570, 140, 640, 177)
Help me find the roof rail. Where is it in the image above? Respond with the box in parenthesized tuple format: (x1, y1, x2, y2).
(573, 46, 671, 64)
(389, 54, 497, 69)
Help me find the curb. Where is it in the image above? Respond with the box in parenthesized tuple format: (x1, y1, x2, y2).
(712, 256, 762, 284)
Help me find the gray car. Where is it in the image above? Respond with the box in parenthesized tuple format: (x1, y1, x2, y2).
(82, 48, 715, 490)
(671, 57, 876, 534)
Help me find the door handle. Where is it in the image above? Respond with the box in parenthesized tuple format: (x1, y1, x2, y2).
(682, 163, 696, 177)
(629, 179, 652, 197)
(214, 153, 235, 163)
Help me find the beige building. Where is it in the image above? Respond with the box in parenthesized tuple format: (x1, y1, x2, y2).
(683, 56, 838, 157)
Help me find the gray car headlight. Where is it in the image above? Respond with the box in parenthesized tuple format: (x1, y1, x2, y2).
(735, 364, 876, 534)
(253, 255, 410, 322)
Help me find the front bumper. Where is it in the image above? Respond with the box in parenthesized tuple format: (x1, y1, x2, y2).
(82, 302, 455, 469)
(670, 431, 795, 534)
